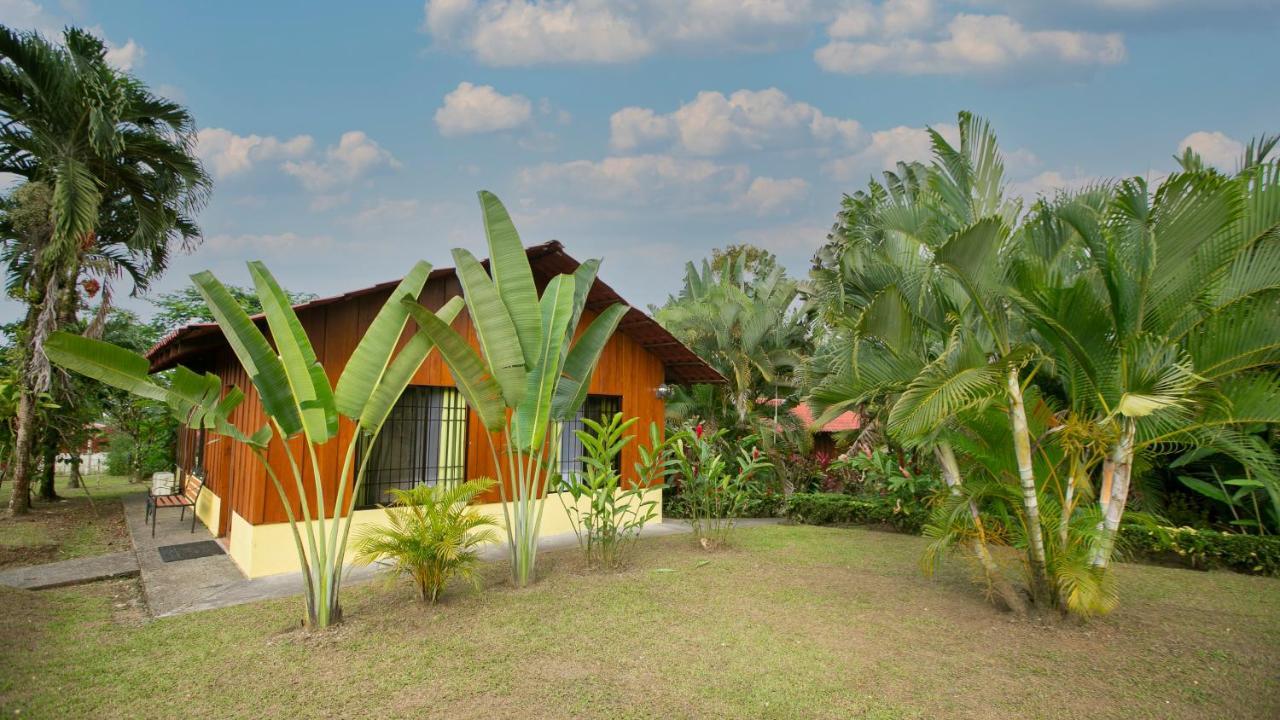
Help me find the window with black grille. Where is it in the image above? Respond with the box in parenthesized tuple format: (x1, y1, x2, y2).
(356, 386, 469, 508)
(556, 395, 622, 487)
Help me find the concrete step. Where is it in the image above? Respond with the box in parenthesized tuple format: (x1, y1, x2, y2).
(0, 550, 139, 590)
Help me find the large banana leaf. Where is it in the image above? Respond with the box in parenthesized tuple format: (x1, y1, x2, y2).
(334, 261, 433, 419)
(401, 298, 506, 432)
(44, 331, 271, 450)
(452, 248, 526, 405)
(167, 366, 222, 427)
(551, 303, 628, 420)
(564, 258, 601, 355)
(514, 274, 575, 451)
(479, 191, 542, 368)
(360, 297, 463, 432)
(43, 332, 169, 403)
(192, 270, 304, 437)
(249, 261, 339, 444)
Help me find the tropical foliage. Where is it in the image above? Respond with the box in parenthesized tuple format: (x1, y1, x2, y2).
(657, 247, 810, 431)
(353, 478, 500, 604)
(668, 424, 771, 549)
(557, 414, 664, 569)
(803, 111, 1280, 616)
(401, 191, 628, 588)
(44, 260, 462, 628)
(0, 25, 209, 514)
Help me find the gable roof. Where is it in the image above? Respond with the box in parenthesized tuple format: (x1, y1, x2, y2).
(145, 241, 724, 385)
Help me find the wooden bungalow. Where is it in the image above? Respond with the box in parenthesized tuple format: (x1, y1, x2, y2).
(147, 241, 721, 577)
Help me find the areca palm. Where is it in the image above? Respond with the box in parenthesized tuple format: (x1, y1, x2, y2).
(0, 26, 209, 514)
(657, 252, 809, 429)
(1012, 158, 1280, 568)
(806, 149, 1028, 612)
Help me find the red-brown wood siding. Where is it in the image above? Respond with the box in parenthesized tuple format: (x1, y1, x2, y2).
(178, 272, 667, 526)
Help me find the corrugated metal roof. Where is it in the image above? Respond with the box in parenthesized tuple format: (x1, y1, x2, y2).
(145, 241, 724, 385)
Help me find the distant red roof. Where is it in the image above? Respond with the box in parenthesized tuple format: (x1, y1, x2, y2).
(764, 399, 861, 433)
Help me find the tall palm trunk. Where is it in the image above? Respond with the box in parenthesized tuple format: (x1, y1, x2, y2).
(7, 387, 37, 515)
(936, 441, 1027, 614)
(1092, 419, 1135, 568)
(1005, 367, 1051, 605)
(37, 439, 58, 501)
(6, 299, 46, 515)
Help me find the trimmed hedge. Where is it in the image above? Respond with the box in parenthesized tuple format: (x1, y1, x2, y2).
(1120, 526, 1280, 577)
(785, 492, 1280, 577)
(785, 492, 927, 534)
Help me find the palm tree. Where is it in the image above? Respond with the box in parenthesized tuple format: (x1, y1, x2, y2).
(805, 153, 1027, 612)
(657, 250, 810, 430)
(1011, 154, 1280, 569)
(0, 26, 209, 514)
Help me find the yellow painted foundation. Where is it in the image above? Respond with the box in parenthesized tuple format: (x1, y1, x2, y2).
(225, 488, 665, 578)
(175, 468, 221, 535)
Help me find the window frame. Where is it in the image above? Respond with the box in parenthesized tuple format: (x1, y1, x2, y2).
(555, 394, 623, 490)
(354, 385, 470, 509)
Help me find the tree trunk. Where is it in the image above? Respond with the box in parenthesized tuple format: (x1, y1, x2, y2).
(1005, 366, 1051, 606)
(37, 438, 59, 501)
(1093, 420, 1136, 569)
(7, 387, 37, 515)
(936, 442, 1027, 615)
(67, 457, 81, 489)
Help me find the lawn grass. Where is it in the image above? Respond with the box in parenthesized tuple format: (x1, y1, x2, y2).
(2, 524, 1278, 719)
(0, 474, 145, 568)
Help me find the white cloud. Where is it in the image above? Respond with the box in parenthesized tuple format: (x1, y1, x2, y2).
(282, 131, 400, 193)
(830, 0, 935, 38)
(102, 37, 144, 70)
(518, 154, 750, 207)
(205, 232, 335, 254)
(0, 2, 148, 71)
(1008, 170, 1100, 201)
(422, 0, 820, 66)
(435, 81, 534, 136)
(610, 88, 861, 156)
(1179, 130, 1244, 170)
(353, 198, 423, 225)
(740, 176, 808, 215)
(610, 107, 675, 152)
(196, 128, 314, 179)
(816, 12, 1125, 76)
(824, 123, 958, 180)
(440, 1, 653, 65)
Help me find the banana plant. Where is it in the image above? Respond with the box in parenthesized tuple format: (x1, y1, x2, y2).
(44, 261, 462, 628)
(402, 191, 628, 587)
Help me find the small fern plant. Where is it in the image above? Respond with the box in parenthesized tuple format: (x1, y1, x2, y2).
(353, 478, 500, 604)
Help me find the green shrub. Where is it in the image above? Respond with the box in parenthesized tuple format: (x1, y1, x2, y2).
(786, 492, 1280, 578)
(669, 424, 771, 549)
(556, 414, 662, 570)
(1119, 525, 1280, 576)
(786, 492, 928, 534)
(353, 478, 501, 603)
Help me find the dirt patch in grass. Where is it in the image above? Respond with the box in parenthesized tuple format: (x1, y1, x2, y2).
(2, 524, 1278, 719)
(0, 475, 144, 569)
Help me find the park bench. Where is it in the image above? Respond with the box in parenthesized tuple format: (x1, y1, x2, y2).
(146, 473, 204, 538)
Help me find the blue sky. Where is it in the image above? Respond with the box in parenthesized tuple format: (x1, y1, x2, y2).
(1, 0, 1278, 324)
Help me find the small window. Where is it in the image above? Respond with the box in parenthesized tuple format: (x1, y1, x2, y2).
(556, 395, 622, 486)
(357, 386, 469, 508)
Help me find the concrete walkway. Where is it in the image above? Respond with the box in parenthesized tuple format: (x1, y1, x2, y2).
(0, 550, 138, 590)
